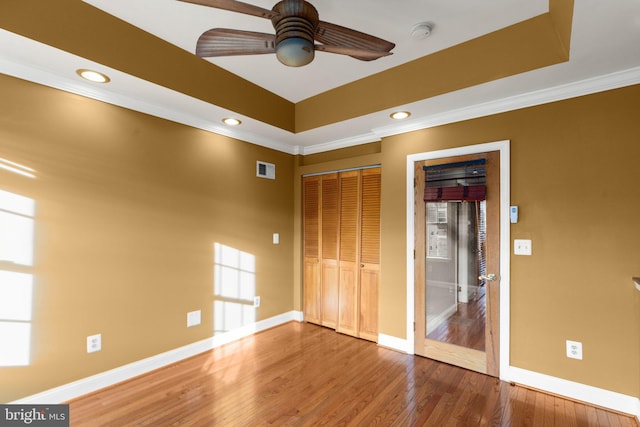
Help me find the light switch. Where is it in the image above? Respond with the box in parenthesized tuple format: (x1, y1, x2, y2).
(514, 239, 532, 256)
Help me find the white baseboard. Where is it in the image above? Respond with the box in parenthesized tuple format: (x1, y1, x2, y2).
(377, 333, 412, 353)
(291, 310, 304, 322)
(376, 334, 639, 419)
(13, 317, 639, 421)
(504, 366, 640, 418)
(10, 311, 303, 405)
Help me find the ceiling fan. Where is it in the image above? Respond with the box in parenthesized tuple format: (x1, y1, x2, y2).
(178, 0, 396, 67)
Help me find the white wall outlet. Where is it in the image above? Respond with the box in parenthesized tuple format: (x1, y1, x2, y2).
(87, 334, 101, 353)
(187, 310, 201, 327)
(254, 296, 261, 308)
(566, 340, 583, 360)
(273, 233, 279, 245)
(514, 239, 532, 255)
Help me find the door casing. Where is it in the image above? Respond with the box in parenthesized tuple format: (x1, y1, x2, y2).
(406, 140, 511, 379)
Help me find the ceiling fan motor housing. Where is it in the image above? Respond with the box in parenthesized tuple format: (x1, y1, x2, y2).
(271, 0, 319, 66)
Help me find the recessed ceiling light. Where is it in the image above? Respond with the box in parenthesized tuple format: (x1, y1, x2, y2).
(222, 118, 242, 126)
(390, 111, 411, 120)
(76, 69, 110, 83)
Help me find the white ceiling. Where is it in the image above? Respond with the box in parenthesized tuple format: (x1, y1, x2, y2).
(83, 0, 549, 102)
(1, 0, 639, 154)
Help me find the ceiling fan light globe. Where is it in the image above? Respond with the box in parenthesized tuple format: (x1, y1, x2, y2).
(276, 37, 314, 67)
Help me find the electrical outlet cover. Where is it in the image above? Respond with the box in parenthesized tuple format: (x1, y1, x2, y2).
(187, 310, 201, 327)
(566, 340, 583, 360)
(87, 334, 102, 353)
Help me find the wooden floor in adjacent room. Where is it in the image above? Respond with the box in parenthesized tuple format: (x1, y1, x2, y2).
(427, 286, 487, 351)
(68, 322, 638, 426)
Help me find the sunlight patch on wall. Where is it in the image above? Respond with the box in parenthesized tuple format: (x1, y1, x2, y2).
(0, 189, 35, 367)
(213, 243, 256, 335)
(0, 157, 36, 179)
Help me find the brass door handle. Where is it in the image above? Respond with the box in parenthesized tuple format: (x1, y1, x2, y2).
(479, 274, 497, 281)
(633, 277, 640, 291)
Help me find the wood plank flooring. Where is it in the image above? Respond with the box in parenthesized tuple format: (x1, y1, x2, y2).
(427, 286, 486, 351)
(68, 322, 639, 426)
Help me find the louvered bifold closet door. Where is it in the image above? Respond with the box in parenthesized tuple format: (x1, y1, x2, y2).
(358, 168, 381, 342)
(303, 176, 322, 325)
(321, 173, 340, 329)
(337, 170, 361, 337)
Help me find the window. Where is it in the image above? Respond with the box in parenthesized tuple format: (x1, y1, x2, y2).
(426, 202, 450, 259)
(0, 189, 36, 366)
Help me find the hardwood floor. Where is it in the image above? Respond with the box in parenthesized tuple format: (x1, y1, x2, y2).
(427, 286, 486, 351)
(68, 322, 638, 426)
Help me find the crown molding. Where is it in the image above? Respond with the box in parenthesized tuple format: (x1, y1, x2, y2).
(2, 24, 639, 156)
(368, 65, 640, 140)
(295, 65, 640, 154)
(298, 132, 381, 155)
(0, 53, 298, 155)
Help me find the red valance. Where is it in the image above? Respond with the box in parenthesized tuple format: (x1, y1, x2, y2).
(424, 185, 486, 202)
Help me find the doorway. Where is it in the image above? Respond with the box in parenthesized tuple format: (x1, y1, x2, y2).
(425, 199, 486, 351)
(407, 141, 510, 378)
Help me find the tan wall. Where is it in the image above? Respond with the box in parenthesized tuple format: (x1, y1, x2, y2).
(0, 74, 295, 402)
(0, 1, 295, 132)
(294, 84, 640, 398)
(2, 71, 638, 403)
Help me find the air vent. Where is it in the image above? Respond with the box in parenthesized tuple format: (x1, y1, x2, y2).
(256, 161, 275, 179)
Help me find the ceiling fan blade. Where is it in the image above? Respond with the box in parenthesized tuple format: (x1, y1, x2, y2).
(315, 21, 395, 53)
(196, 28, 276, 57)
(315, 44, 392, 61)
(178, 0, 280, 20)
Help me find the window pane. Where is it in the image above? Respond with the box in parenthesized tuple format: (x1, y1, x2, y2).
(0, 322, 31, 366)
(0, 189, 35, 217)
(0, 271, 33, 321)
(0, 212, 35, 266)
